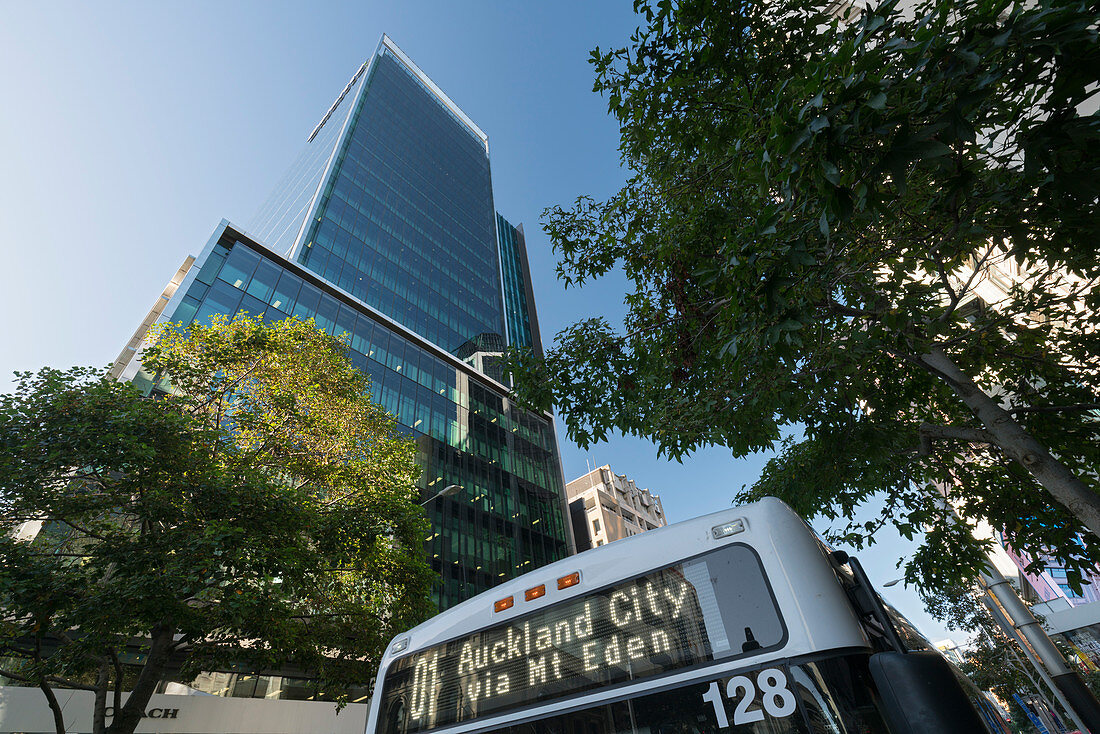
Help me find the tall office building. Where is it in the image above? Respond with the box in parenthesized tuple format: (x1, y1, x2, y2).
(116, 36, 574, 610)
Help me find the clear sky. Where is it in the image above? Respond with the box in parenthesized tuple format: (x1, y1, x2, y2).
(0, 1, 961, 642)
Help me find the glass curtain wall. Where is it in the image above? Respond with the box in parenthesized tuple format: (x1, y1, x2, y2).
(496, 214, 535, 351)
(157, 231, 570, 609)
(249, 63, 370, 258)
(294, 49, 505, 356)
(157, 38, 570, 610)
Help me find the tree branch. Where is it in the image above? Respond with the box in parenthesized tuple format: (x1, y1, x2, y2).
(954, 241, 999, 309)
(918, 347, 1100, 538)
(106, 623, 174, 734)
(1011, 403, 1100, 416)
(620, 296, 732, 341)
(109, 649, 123, 715)
(918, 422, 1000, 455)
(93, 659, 110, 734)
(822, 294, 884, 320)
(57, 518, 110, 542)
(46, 675, 101, 691)
(0, 667, 40, 684)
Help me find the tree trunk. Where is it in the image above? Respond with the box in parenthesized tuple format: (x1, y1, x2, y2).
(92, 659, 110, 734)
(919, 347, 1100, 537)
(34, 630, 67, 734)
(105, 624, 174, 734)
(110, 650, 123, 716)
(37, 676, 67, 734)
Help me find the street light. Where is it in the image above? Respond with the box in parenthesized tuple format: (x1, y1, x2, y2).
(420, 484, 462, 506)
(420, 484, 468, 598)
(883, 578, 904, 588)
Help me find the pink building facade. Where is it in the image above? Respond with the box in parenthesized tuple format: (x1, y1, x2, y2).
(1001, 540, 1100, 606)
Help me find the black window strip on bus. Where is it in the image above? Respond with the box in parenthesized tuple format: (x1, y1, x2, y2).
(458, 649, 889, 734)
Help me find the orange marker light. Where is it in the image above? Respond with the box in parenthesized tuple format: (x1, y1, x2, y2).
(525, 584, 546, 601)
(494, 596, 514, 612)
(558, 572, 581, 590)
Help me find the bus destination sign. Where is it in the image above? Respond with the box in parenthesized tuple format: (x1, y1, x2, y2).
(378, 544, 785, 734)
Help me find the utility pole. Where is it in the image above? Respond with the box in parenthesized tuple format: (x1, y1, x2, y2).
(982, 590, 1084, 733)
(980, 562, 1100, 733)
(938, 499, 1100, 732)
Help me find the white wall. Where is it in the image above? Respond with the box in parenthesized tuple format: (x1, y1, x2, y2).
(0, 687, 368, 734)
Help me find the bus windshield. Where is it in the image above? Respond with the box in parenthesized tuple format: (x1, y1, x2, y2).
(477, 654, 891, 734)
(378, 543, 787, 734)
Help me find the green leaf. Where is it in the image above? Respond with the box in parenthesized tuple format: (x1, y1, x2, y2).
(908, 140, 953, 160)
(0, 318, 433, 718)
(521, 0, 1100, 602)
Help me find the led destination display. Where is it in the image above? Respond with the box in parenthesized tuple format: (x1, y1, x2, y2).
(379, 544, 785, 734)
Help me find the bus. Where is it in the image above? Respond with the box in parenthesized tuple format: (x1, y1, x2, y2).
(366, 497, 1002, 733)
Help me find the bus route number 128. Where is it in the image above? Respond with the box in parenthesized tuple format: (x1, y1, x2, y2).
(701, 668, 798, 727)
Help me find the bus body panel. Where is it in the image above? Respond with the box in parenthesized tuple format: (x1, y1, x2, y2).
(366, 498, 873, 734)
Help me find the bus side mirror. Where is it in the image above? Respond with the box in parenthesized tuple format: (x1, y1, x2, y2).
(868, 651, 988, 734)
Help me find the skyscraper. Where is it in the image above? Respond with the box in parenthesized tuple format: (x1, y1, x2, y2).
(116, 35, 574, 609)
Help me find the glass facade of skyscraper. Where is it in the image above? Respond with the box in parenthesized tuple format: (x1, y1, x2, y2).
(126, 36, 573, 610)
(294, 49, 504, 355)
(248, 62, 371, 259)
(497, 214, 535, 351)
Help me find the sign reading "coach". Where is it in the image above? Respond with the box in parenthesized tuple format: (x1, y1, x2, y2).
(104, 707, 181, 719)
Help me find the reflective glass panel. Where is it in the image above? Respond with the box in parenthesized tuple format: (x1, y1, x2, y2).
(220, 245, 261, 289)
(466, 656, 890, 734)
(296, 51, 505, 355)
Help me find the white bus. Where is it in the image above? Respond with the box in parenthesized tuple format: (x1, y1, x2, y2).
(366, 498, 1004, 734)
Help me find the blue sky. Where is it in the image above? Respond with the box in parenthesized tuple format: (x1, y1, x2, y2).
(0, 2, 959, 642)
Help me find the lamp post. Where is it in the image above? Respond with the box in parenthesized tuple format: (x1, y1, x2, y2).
(419, 484, 470, 599)
(931, 499, 1100, 732)
(420, 483, 461, 506)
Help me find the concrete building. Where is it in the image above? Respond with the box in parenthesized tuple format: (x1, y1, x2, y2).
(934, 639, 965, 666)
(565, 464, 666, 551)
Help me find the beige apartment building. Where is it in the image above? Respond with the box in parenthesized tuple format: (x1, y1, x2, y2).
(565, 464, 666, 550)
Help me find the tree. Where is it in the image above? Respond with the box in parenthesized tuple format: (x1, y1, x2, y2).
(962, 633, 1052, 734)
(924, 584, 1072, 733)
(0, 315, 433, 734)
(509, 0, 1100, 587)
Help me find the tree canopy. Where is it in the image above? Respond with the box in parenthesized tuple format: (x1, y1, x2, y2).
(509, 0, 1100, 588)
(0, 315, 432, 734)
